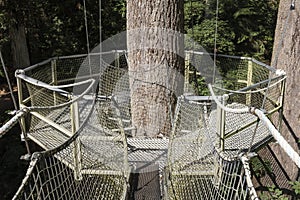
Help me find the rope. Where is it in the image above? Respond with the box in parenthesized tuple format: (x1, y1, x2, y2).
(12, 154, 39, 200)
(240, 154, 259, 200)
(0, 109, 28, 138)
(254, 109, 300, 168)
(210, 82, 300, 168)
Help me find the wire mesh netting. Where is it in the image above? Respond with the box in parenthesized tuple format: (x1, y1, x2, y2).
(166, 96, 250, 200)
(11, 50, 286, 199)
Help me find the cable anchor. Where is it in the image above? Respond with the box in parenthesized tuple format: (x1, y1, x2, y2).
(290, 1, 295, 10)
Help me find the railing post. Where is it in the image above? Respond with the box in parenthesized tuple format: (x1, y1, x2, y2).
(184, 52, 190, 93)
(246, 60, 253, 105)
(51, 59, 58, 105)
(17, 73, 26, 138)
(16, 71, 31, 156)
(217, 94, 227, 151)
(214, 95, 227, 188)
(115, 51, 120, 69)
(71, 101, 82, 180)
(277, 77, 286, 132)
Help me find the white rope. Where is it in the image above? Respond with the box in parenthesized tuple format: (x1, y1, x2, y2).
(254, 109, 300, 168)
(0, 109, 28, 138)
(240, 155, 259, 200)
(209, 83, 300, 167)
(12, 154, 39, 200)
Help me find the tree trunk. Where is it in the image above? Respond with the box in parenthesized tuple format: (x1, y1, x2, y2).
(127, 0, 184, 137)
(270, 0, 300, 181)
(10, 22, 30, 69)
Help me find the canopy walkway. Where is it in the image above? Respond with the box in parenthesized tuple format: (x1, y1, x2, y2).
(1, 50, 297, 200)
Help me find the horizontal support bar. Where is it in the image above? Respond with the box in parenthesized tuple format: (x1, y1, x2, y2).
(30, 111, 73, 137)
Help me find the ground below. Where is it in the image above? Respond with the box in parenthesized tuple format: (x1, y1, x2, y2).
(0, 87, 41, 199)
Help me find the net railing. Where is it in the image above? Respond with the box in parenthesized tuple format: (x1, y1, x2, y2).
(13, 52, 130, 200)
(13, 101, 129, 200)
(4, 50, 289, 199)
(166, 96, 250, 200)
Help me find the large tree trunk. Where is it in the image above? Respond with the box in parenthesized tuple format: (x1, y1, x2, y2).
(270, 1, 300, 181)
(10, 22, 30, 69)
(127, 0, 184, 137)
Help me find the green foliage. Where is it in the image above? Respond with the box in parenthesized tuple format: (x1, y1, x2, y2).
(290, 181, 300, 195)
(0, 0, 126, 65)
(187, 19, 235, 54)
(260, 185, 288, 200)
(0, 0, 278, 75)
(192, 76, 210, 96)
(250, 156, 272, 178)
(184, 0, 279, 63)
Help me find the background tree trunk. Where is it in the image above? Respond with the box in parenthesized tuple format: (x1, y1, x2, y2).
(10, 22, 30, 69)
(270, 0, 300, 181)
(127, 0, 184, 137)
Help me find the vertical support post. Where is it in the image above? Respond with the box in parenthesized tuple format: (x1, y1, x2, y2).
(51, 59, 57, 105)
(111, 96, 129, 174)
(214, 95, 227, 188)
(277, 78, 286, 132)
(71, 101, 82, 180)
(17, 75, 26, 136)
(115, 51, 120, 69)
(246, 60, 253, 105)
(216, 94, 227, 151)
(16, 72, 31, 155)
(184, 52, 190, 93)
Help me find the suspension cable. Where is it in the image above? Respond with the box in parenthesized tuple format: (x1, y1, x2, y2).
(212, 0, 219, 84)
(83, 0, 91, 74)
(99, 0, 102, 71)
(0, 52, 18, 110)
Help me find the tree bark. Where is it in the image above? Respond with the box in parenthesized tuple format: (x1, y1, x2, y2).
(10, 22, 30, 69)
(270, 0, 300, 181)
(127, 0, 184, 137)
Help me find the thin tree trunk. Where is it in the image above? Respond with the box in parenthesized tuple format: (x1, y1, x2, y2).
(270, 0, 300, 181)
(10, 22, 30, 69)
(127, 0, 184, 137)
